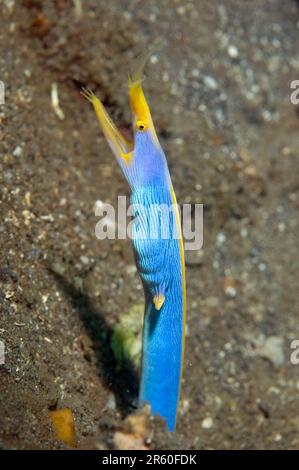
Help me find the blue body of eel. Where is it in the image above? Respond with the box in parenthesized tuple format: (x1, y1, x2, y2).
(82, 68, 186, 431)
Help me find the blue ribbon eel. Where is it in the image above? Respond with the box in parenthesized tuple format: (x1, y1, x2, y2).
(82, 65, 186, 432)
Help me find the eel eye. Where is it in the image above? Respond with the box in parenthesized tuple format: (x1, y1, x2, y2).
(136, 120, 147, 131)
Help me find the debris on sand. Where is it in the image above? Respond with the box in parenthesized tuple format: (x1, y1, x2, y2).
(49, 408, 77, 448)
(246, 334, 285, 368)
(255, 336, 285, 368)
(51, 83, 65, 121)
(113, 406, 152, 450)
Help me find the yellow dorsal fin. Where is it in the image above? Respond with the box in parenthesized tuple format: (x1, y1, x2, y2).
(153, 294, 165, 311)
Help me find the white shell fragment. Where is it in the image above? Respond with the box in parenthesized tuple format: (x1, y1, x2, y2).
(51, 82, 65, 120)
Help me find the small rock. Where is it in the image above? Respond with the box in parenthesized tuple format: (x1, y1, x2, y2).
(256, 336, 284, 367)
(225, 286, 237, 297)
(203, 75, 218, 90)
(223, 277, 237, 297)
(124, 264, 137, 276)
(282, 146, 291, 156)
(191, 68, 200, 78)
(4, 0, 14, 13)
(51, 263, 66, 276)
(149, 54, 158, 65)
(74, 277, 84, 294)
(228, 45, 239, 58)
(244, 164, 257, 177)
(40, 214, 54, 222)
(177, 5, 186, 15)
(216, 232, 226, 246)
(80, 255, 89, 265)
(278, 223, 285, 233)
(3, 171, 13, 183)
(240, 227, 248, 238)
(106, 394, 116, 411)
(201, 416, 213, 429)
(24, 191, 31, 207)
(22, 209, 35, 226)
(113, 407, 151, 450)
(179, 399, 190, 416)
(258, 263, 267, 272)
(12, 146, 22, 157)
